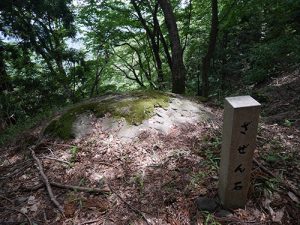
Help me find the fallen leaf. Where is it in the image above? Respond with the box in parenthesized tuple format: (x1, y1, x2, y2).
(288, 191, 300, 204)
(83, 198, 109, 212)
(272, 207, 285, 223)
(64, 202, 77, 218)
(262, 198, 274, 215)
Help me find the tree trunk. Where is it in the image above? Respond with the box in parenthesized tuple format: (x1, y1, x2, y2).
(220, 32, 228, 91)
(158, 0, 186, 94)
(201, 0, 218, 97)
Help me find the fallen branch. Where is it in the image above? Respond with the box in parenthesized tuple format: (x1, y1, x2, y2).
(0, 207, 32, 225)
(41, 156, 71, 166)
(30, 149, 64, 214)
(22, 182, 110, 195)
(253, 158, 300, 198)
(107, 182, 150, 225)
(45, 142, 76, 148)
(22, 183, 44, 192)
(50, 182, 110, 194)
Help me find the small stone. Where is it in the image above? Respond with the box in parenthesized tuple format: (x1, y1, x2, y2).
(195, 197, 218, 212)
(20, 207, 28, 214)
(27, 196, 35, 205)
(215, 209, 233, 217)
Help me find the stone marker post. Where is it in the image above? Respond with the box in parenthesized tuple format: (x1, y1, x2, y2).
(218, 96, 261, 209)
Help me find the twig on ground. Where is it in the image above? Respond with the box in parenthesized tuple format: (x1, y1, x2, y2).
(0, 207, 32, 225)
(22, 183, 44, 192)
(41, 156, 71, 166)
(50, 182, 111, 194)
(253, 158, 300, 198)
(22, 182, 110, 195)
(46, 142, 76, 148)
(47, 147, 54, 155)
(96, 161, 119, 168)
(107, 182, 150, 225)
(30, 148, 64, 214)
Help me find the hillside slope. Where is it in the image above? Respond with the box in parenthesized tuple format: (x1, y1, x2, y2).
(0, 89, 299, 225)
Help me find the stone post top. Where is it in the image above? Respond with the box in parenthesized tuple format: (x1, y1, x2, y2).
(225, 96, 261, 108)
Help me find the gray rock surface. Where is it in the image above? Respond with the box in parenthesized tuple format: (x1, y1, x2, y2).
(73, 113, 95, 138)
(72, 97, 213, 142)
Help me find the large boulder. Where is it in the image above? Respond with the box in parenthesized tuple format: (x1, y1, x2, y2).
(44, 91, 214, 141)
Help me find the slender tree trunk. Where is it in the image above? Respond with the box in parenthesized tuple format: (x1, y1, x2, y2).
(90, 66, 104, 98)
(201, 0, 218, 97)
(0, 47, 12, 92)
(158, 0, 186, 94)
(131, 1, 164, 87)
(221, 32, 228, 91)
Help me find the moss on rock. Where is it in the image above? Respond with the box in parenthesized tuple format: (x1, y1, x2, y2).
(44, 91, 169, 139)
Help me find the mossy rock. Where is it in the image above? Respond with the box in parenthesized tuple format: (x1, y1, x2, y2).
(44, 91, 170, 139)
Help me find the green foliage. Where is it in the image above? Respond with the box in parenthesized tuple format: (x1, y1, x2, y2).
(202, 136, 221, 170)
(70, 146, 79, 166)
(203, 212, 221, 225)
(261, 139, 297, 169)
(284, 119, 293, 127)
(132, 173, 145, 191)
(1, 0, 300, 138)
(254, 176, 281, 196)
(244, 35, 300, 84)
(190, 171, 206, 187)
(0, 107, 55, 146)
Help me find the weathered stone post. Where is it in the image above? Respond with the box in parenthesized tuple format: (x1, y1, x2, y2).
(218, 96, 261, 209)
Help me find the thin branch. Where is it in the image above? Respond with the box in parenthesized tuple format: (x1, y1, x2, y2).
(22, 183, 44, 192)
(50, 182, 110, 194)
(183, 0, 193, 52)
(41, 156, 71, 166)
(31, 149, 64, 214)
(22, 182, 110, 195)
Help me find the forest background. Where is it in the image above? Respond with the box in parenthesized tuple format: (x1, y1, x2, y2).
(0, 0, 299, 144)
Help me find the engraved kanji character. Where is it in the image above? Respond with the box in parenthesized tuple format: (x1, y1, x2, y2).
(234, 164, 246, 173)
(240, 121, 252, 135)
(238, 144, 249, 154)
(233, 181, 243, 190)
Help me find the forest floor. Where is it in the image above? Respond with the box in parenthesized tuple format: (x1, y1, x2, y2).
(0, 71, 299, 225)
